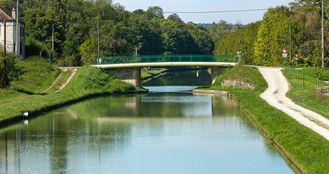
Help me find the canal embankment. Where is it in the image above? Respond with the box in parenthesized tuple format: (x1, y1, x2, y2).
(259, 67, 329, 141)
(0, 60, 141, 127)
(209, 65, 329, 174)
(283, 67, 329, 120)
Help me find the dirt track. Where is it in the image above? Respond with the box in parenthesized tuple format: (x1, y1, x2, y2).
(258, 67, 329, 141)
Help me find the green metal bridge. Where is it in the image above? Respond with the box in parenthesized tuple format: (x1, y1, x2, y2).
(92, 55, 238, 87)
(95, 55, 237, 65)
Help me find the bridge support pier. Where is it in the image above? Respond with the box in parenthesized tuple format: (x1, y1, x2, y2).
(210, 67, 223, 85)
(105, 68, 141, 88)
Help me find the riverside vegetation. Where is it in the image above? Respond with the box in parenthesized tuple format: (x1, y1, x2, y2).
(283, 68, 329, 119)
(0, 58, 135, 123)
(210, 66, 329, 173)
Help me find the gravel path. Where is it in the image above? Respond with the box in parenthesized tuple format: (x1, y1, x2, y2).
(258, 67, 329, 141)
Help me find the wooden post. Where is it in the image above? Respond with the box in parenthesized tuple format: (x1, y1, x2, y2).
(302, 74, 305, 89)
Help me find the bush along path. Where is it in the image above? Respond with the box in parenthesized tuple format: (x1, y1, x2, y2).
(259, 67, 329, 141)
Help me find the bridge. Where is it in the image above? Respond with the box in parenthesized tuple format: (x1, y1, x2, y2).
(92, 55, 238, 87)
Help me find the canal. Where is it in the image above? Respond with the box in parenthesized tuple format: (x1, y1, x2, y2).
(0, 69, 294, 174)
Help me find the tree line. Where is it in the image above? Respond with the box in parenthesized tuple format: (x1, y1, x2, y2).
(211, 0, 329, 66)
(0, 0, 214, 66)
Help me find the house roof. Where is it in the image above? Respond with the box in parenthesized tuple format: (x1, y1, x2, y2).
(0, 7, 14, 21)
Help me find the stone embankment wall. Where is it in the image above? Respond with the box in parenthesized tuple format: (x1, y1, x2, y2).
(221, 80, 255, 90)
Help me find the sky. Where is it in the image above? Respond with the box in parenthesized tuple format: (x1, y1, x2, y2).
(113, 0, 293, 24)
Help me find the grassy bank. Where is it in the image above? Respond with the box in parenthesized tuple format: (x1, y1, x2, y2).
(283, 68, 329, 119)
(210, 66, 329, 173)
(11, 58, 60, 94)
(0, 60, 136, 123)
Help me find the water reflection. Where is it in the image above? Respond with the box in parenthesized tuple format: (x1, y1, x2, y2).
(0, 89, 293, 174)
(143, 69, 211, 86)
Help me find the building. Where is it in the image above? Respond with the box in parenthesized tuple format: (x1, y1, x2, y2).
(0, 7, 25, 59)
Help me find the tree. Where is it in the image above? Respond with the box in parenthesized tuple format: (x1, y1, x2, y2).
(79, 38, 97, 65)
(167, 13, 183, 23)
(146, 6, 164, 19)
(160, 20, 196, 54)
(214, 22, 260, 64)
(208, 20, 241, 42)
(254, 7, 292, 65)
(186, 23, 214, 54)
(128, 15, 164, 55)
(0, 51, 17, 88)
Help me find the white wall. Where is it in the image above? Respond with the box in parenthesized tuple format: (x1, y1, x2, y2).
(0, 21, 18, 53)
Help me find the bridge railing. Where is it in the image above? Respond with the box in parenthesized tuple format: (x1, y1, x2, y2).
(95, 55, 236, 65)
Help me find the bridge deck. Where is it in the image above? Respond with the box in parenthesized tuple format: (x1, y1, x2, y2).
(92, 62, 237, 69)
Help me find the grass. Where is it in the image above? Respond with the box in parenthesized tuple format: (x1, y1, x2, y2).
(283, 67, 329, 119)
(0, 89, 26, 101)
(0, 66, 135, 122)
(141, 68, 167, 80)
(11, 58, 60, 94)
(44, 69, 74, 94)
(210, 66, 329, 173)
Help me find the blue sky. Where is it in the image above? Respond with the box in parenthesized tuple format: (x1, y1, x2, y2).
(113, 0, 293, 24)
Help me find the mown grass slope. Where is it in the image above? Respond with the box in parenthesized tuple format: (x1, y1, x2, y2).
(0, 66, 135, 122)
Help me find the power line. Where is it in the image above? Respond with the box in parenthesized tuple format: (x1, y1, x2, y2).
(163, 8, 268, 14)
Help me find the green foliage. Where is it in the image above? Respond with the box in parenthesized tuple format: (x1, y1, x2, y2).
(208, 20, 242, 42)
(254, 7, 291, 65)
(0, 66, 136, 122)
(212, 66, 262, 90)
(186, 23, 215, 54)
(160, 20, 196, 54)
(284, 67, 329, 118)
(214, 23, 260, 64)
(212, 1, 329, 67)
(0, 52, 18, 88)
(19, 1, 214, 66)
(79, 38, 98, 65)
(10, 57, 59, 94)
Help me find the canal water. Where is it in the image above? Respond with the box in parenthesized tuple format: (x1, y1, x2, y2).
(0, 69, 294, 174)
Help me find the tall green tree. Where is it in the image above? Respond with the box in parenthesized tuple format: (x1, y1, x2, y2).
(160, 20, 196, 54)
(254, 7, 293, 65)
(186, 23, 214, 54)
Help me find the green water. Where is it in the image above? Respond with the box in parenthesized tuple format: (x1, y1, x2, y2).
(0, 70, 294, 174)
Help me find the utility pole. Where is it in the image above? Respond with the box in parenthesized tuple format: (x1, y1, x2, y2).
(3, 20, 6, 56)
(289, 24, 292, 64)
(289, 7, 292, 64)
(3, 20, 7, 88)
(52, 24, 55, 51)
(16, 0, 20, 58)
(97, 20, 100, 57)
(322, 0, 325, 68)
